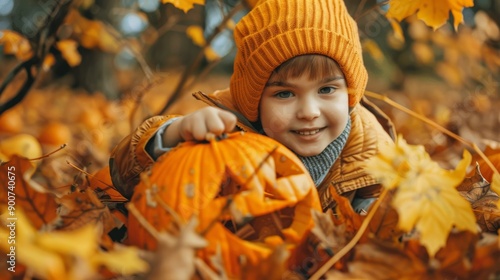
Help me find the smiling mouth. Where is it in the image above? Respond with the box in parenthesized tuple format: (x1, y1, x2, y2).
(293, 128, 323, 136)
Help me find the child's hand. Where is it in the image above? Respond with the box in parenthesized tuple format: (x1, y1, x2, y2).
(162, 107, 237, 147)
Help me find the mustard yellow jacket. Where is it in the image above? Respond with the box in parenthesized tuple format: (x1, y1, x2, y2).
(109, 89, 395, 211)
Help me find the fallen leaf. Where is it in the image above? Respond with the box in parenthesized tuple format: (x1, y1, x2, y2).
(457, 164, 490, 203)
(144, 216, 207, 280)
(366, 137, 478, 257)
(310, 209, 348, 253)
(326, 241, 429, 279)
(366, 190, 401, 242)
(471, 190, 500, 233)
(329, 188, 363, 236)
(56, 187, 118, 237)
(395, 150, 477, 256)
(0, 209, 68, 280)
(0, 208, 147, 280)
(470, 233, 500, 278)
(477, 153, 500, 183)
(0, 156, 59, 229)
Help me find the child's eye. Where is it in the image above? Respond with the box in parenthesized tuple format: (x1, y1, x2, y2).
(274, 91, 294, 98)
(319, 87, 336, 94)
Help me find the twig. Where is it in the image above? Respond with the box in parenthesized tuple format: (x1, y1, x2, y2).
(102, 22, 155, 82)
(364, 91, 500, 178)
(0, 58, 38, 114)
(128, 77, 164, 131)
(30, 144, 67, 161)
(158, 1, 245, 115)
(354, 0, 389, 21)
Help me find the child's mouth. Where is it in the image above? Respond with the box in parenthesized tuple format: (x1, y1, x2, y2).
(292, 128, 323, 136)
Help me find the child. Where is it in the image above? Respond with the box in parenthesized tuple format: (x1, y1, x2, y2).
(109, 0, 395, 213)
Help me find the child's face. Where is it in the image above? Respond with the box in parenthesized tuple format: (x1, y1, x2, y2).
(259, 69, 349, 157)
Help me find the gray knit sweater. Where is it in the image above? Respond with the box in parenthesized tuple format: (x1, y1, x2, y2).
(297, 119, 351, 186)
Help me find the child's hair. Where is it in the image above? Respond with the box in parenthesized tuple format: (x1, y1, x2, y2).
(229, 0, 367, 122)
(270, 55, 343, 82)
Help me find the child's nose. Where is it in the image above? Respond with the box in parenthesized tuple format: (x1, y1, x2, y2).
(297, 98, 320, 120)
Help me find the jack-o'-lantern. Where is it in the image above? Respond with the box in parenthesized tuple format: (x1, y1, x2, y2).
(127, 131, 322, 277)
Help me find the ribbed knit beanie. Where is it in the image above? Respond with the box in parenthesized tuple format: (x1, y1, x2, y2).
(230, 0, 368, 122)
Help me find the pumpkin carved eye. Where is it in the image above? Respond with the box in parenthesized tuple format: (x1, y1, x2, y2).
(127, 131, 322, 277)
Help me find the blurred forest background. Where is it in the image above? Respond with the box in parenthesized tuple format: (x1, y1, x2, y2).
(0, 0, 499, 177)
(1, 1, 500, 279)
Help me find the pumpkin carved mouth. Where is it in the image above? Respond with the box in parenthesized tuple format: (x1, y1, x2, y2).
(126, 131, 322, 277)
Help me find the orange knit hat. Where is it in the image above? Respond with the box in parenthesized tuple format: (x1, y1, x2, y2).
(230, 0, 368, 122)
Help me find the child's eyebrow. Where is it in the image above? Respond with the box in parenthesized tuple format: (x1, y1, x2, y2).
(265, 81, 295, 87)
(265, 76, 345, 87)
(321, 76, 345, 83)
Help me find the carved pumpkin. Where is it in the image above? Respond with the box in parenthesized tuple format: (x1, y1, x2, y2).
(127, 131, 322, 277)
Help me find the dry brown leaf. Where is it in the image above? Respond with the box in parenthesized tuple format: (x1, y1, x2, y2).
(457, 164, 490, 203)
(470, 233, 500, 279)
(145, 216, 207, 280)
(326, 241, 429, 280)
(471, 191, 500, 233)
(366, 189, 401, 242)
(477, 153, 500, 183)
(56, 187, 117, 234)
(0, 156, 59, 229)
(434, 230, 479, 278)
(329, 188, 363, 237)
(310, 209, 348, 253)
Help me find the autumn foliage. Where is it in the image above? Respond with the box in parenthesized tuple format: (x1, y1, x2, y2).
(0, 0, 499, 280)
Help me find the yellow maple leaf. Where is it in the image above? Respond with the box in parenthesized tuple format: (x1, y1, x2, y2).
(91, 244, 149, 275)
(0, 208, 148, 279)
(386, 0, 474, 42)
(364, 136, 417, 189)
(365, 136, 478, 257)
(0, 209, 66, 279)
(162, 0, 205, 13)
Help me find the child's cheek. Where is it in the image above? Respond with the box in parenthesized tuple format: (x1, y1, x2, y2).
(261, 112, 288, 138)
